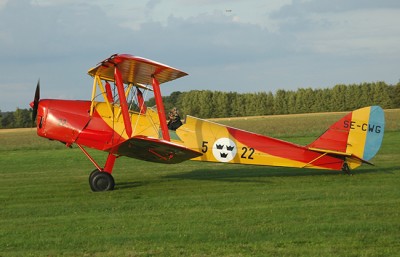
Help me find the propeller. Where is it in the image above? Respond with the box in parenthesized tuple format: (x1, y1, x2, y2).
(30, 80, 40, 124)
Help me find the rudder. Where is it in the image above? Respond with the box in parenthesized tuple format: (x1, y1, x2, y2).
(346, 106, 385, 161)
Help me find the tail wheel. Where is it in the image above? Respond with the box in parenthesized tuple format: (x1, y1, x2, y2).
(89, 171, 115, 192)
(342, 162, 352, 175)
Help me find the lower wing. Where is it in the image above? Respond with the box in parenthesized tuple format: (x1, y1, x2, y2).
(109, 135, 202, 164)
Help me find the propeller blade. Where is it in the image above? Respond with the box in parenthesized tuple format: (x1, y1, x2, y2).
(32, 80, 40, 124)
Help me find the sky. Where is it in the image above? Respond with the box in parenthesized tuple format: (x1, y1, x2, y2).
(0, 0, 399, 111)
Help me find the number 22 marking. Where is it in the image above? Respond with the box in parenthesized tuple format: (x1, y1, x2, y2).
(241, 147, 254, 159)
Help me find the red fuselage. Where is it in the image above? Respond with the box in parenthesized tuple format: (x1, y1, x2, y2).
(36, 99, 124, 150)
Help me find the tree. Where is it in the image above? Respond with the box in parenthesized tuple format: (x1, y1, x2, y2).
(229, 92, 244, 117)
(359, 83, 372, 107)
(164, 91, 182, 113)
(198, 90, 214, 118)
(331, 85, 347, 111)
(312, 88, 330, 112)
(254, 92, 272, 116)
(178, 91, 196, 117)
(344, 84, 360, 110)
(244, 93, 257, 116)
(1, 112, 14, 128)
(294, 88, 306, 113)
(212, 91, 229, 118)
(286, 91, 297, 114)
(169, 91, 182, 106)
(13, 108, 32, 128)
(274, 89, 288, 114)
(392, 83, 400, 108)
(371, 82, 393, 109)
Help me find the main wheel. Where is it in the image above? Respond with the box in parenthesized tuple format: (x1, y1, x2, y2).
(89, 169, 100, 181)
(89, 171, 115, 192)
(89, 169, 101, 191)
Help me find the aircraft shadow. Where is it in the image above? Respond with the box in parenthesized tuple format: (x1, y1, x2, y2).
(115, 181, 150, 190)
(163, 165, 399, 183)
(115, 165, 399, 190)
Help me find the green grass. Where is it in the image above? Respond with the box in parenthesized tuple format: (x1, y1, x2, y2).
(1, 110, 400, 256)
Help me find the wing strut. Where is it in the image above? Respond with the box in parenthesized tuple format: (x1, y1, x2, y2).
(137, 88, 147, 114)
(152, 76, 170, 141)
(114, 67, 133, 138)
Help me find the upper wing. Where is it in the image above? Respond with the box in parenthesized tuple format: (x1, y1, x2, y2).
(110, 135, 202, 164)
(88, 54, 188, 85)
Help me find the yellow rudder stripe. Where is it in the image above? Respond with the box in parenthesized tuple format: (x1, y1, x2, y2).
(346, 106, 371, 158)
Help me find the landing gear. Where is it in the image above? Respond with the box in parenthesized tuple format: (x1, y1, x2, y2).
(89, 169, 100, 182)
(76, 144, 118, 192)
(342, 162, 352, 175)
(89, 169, 115, 192)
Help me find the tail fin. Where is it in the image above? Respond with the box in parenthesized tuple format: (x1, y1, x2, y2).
(308, 106, 385, 169)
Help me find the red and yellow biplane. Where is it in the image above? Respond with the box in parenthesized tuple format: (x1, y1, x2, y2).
(30, 54, 385, 191)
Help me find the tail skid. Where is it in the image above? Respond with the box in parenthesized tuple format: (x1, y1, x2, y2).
(308, 106, 385, 170)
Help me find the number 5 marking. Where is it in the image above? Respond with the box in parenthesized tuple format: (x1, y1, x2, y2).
(201, 141, 208, 153)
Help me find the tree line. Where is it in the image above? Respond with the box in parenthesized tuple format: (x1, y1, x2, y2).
(150, 81, 400, 118)
(1, 81, 399, 128)
(0, 108, 32, 129)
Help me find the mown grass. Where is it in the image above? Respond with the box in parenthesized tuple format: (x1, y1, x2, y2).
(0, 110, 399, 256)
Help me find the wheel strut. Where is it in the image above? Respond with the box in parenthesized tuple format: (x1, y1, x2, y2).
(76, 144, 117, 192)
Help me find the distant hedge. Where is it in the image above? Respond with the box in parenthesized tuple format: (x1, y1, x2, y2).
(148, 81, 400, 118)
(0, 108, 32, 129)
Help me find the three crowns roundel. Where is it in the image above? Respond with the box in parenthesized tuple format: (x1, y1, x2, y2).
(212, 138, 237, 162)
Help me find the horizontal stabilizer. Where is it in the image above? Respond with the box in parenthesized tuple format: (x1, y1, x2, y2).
(110, 136, 202, 164)
(308, 147, 374, 166)
(308, 147, 352, 157)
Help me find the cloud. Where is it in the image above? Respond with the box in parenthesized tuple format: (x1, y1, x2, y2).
(1, 0, 123, 59)
(146, 0, 161, 10)
(135, 13, 281, 66)
(0, 0, 399, 111)
(272, 0, 400, 18)
(268, 0, 400, 57)
(0, 0, 8, 9)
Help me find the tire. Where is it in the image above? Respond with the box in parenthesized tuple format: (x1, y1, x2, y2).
(89, 169, 101, 191)
(89, 171, 115, 192)
(89, 169, 100, 181)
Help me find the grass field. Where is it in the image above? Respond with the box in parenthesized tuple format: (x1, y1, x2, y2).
(1, 110, 399, 256)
